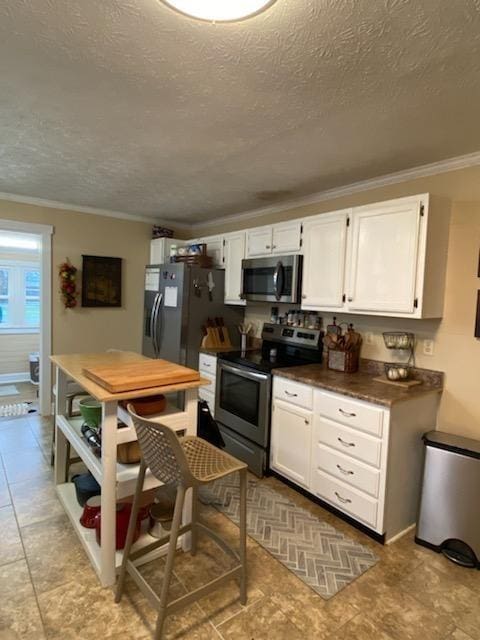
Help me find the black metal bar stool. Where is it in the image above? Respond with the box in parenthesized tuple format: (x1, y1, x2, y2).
(115, 405, 248, 640)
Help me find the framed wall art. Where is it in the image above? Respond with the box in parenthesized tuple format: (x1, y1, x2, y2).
(81, 255, 122, 308)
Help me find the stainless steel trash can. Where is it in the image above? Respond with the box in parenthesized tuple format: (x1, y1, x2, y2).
(416, 431, 480, 568)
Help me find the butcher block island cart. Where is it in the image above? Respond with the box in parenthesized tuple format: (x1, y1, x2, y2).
(50, 351, 209, 587)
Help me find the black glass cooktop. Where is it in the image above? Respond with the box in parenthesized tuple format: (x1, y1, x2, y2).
(218, 347, 321, 374)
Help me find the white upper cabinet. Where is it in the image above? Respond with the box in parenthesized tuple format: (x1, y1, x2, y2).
(197, 234, 224, 267)
(246, 226, 273, 257)
(301, 210, 349, 310)
(247, 221, 302, 257)
(150, 237, 185, 264)
(346, 198, 421, 314)
(223, 231, 247, 305)
(344, 193, 452, 318)
(272, 221, 303, 254)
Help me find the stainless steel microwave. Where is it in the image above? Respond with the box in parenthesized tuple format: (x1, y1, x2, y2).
(241, 254, 302, 303)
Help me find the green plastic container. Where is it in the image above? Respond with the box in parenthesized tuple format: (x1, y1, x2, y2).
(79, 396, 102, 428)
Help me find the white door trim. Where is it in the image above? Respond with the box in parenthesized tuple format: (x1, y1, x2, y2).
(0, 218, 53, 415)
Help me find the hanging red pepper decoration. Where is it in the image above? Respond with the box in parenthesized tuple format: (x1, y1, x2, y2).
(59, 259, 78, 308)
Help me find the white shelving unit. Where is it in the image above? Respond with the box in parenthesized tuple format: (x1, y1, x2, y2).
(52, 351, 205, 587)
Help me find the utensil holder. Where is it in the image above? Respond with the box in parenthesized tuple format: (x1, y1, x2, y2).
(327, 346, 360, 373)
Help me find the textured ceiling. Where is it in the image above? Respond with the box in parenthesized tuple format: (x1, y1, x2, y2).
(1, 0, 480, 224)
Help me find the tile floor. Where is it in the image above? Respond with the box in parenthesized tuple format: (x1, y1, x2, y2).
(0, 414, 479, 640)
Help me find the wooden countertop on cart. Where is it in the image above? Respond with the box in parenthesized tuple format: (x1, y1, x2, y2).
(50, 351, 210, 403)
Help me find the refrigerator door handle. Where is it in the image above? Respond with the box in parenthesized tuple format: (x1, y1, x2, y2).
(150, 293, 160, 345)
(153, 293, 163, 356)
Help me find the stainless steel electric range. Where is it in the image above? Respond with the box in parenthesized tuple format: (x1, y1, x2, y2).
(215, 322, 324, 476)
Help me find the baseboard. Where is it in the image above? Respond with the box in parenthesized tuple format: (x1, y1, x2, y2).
(385, 523, 416, 545)
(0, 372, 30, 384)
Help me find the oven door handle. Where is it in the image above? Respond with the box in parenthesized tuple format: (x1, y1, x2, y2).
(219, 362, 269, 381)
(273, 261, 284, 301)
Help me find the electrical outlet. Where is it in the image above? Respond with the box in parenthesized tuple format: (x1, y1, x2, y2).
(365, 332, 374, 345)
(423, 339, 434, 356)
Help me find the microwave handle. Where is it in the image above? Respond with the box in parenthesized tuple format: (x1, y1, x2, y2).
(273, 261, 284, 301)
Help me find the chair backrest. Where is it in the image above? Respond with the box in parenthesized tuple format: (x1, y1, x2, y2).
(127, 405, 193, 486)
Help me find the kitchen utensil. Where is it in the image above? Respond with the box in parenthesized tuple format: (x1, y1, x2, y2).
(95, 503, 141, 550)
(81, 423, 102, 455)
(83, 360, 200, 393)
(72, 472, 101, 507)
(326, 316, 341, 336)
(215, 317, 225, 343)
(217, 317, 232, 347)
(122, 394, 166, 416)
(80, 495, 102, 528)
(79, 396, 102, 428)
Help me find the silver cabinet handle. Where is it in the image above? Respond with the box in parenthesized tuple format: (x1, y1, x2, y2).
(272, 244, 277, 249)
(347, 297, 353, 302)
(284, 390, 298, 397)
(338, 408, 356, 418)
(338, 437, 355, 447)
(266, 245, 271, 249)
(203, 363, 211, 367)
(335, 491, 352, 504)
(302, 294, 307, 299)
(336, 464, 354, 476)
(304, 419, 310, 425)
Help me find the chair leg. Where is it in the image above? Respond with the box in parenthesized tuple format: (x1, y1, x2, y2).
(239, 468, 247, 605)
(154, 484, 186, 640)
(190, 486, 198, 556)
(115, 460, 147, 603)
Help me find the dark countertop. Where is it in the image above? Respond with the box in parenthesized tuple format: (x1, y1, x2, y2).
(272, 361, 443, 407)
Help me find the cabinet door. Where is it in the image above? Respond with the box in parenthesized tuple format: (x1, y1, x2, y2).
(301, 211, 349, 309)
(198, 235, 224, 268)
(346, 198, 422, 314)
(246, 227, 273, 257)
(272, 221, 302, 254)
(270, 400, 312, 488)
(150, 238, 185, 264)
(224, 232, 247, 305)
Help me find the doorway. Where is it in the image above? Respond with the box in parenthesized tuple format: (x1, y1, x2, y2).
(0, 219, 52, 416)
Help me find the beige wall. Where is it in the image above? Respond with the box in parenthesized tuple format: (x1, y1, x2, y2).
(197, 166, 480, 440)
(0, 200, 164, 357)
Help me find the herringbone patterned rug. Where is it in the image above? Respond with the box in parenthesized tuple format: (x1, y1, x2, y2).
(201, 475, 379, 599)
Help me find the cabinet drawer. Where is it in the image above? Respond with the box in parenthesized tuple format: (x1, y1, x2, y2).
(315, 390, 384, 437)
(313, 443, 380, 498)
(199, 353, 217, 376)
(274, 377, 313, 410)
(311, 469, 378, 529)
(314, 416, 382, 468)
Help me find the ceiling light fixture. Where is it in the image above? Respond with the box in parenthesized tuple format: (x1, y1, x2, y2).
(160, 0, 277, 22)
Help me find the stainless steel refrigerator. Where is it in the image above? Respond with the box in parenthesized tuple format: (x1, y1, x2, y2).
(143, 263, 245, 369)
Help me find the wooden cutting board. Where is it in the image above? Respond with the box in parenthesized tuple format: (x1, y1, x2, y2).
(83, 359, 200, 393)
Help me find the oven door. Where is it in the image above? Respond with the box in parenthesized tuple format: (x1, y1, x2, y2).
(215, 361, 271, 447)
(241, 254, 302, 303)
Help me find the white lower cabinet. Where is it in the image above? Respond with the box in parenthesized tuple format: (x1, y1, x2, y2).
(271, 377, 441, 541)
(270, 399, 312, 489)
(198, 354, 217, 416)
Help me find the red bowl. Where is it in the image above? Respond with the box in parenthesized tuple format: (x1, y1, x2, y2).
(79, 495, 102, 528)
(95, 503, 141, 550)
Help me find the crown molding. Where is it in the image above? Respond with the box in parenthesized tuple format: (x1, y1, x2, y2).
(189, 150, 480, 231)
(0, 192, 192, 230)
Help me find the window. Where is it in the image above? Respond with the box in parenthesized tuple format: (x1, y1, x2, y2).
(0, 263, 40, 331)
